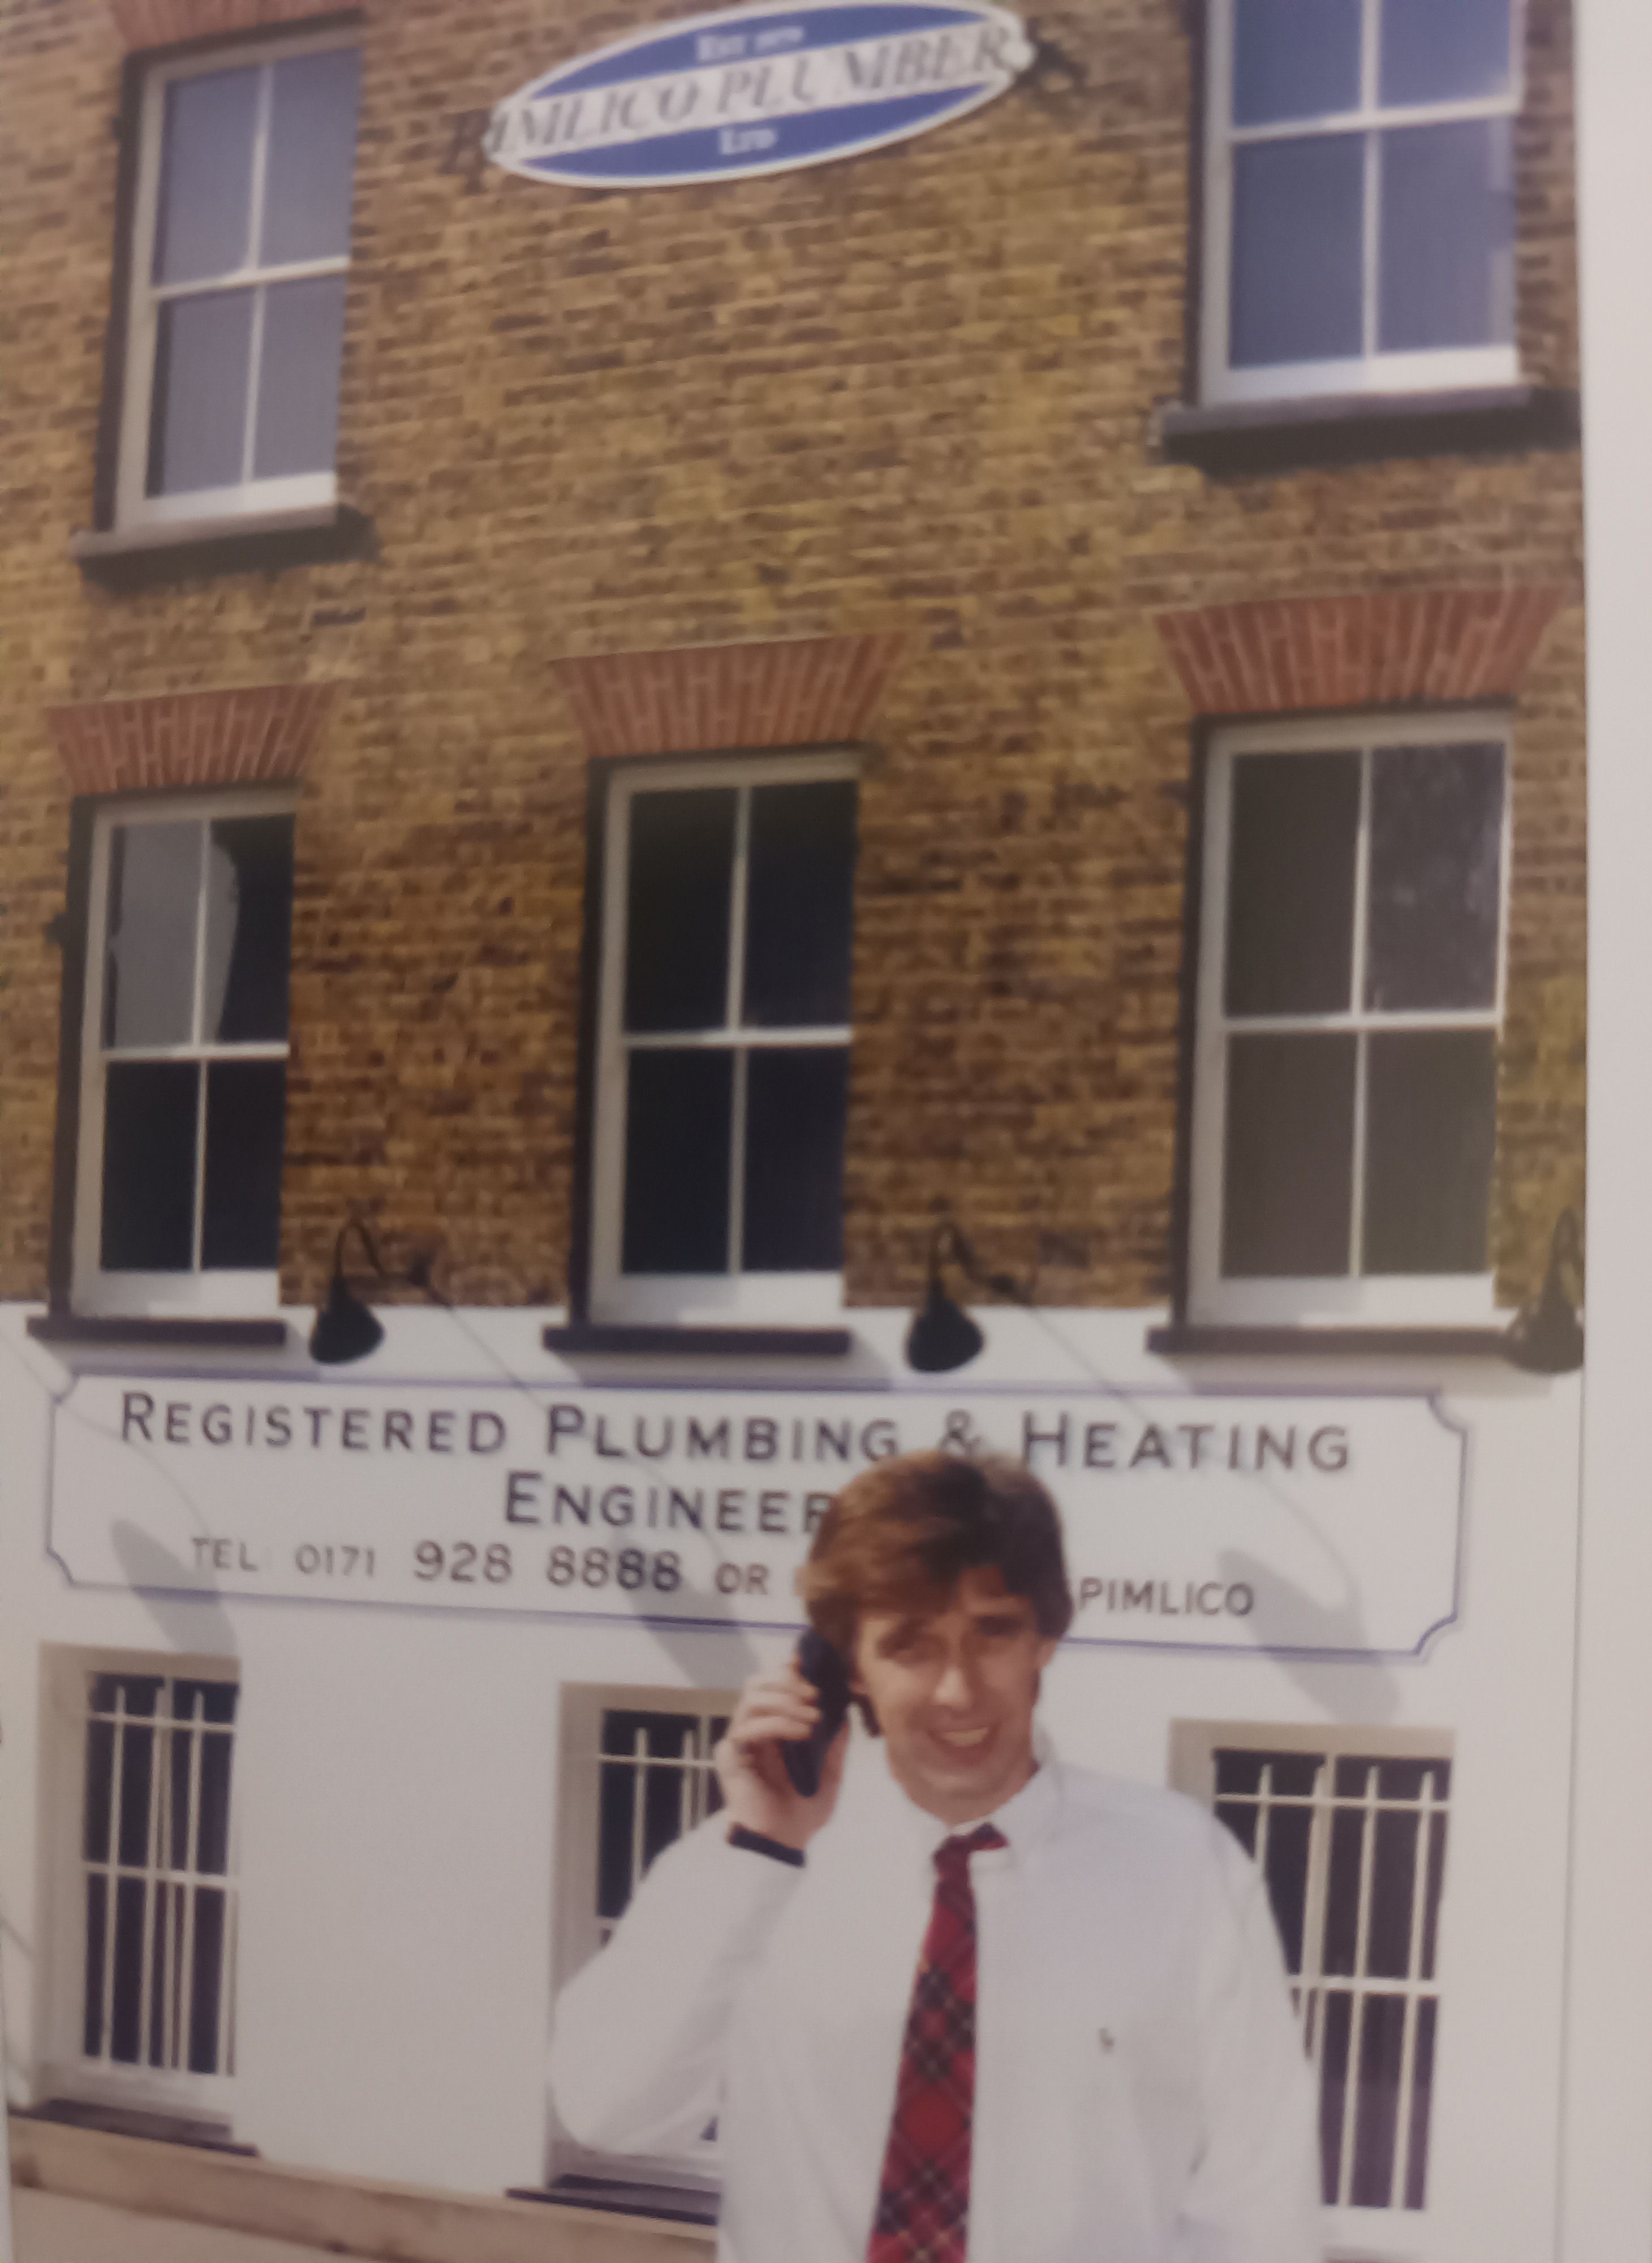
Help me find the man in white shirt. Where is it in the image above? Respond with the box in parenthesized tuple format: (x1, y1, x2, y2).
(549, 1451, 1321, 2263)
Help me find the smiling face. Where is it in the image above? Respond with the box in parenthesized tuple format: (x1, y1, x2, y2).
(851, 1565, 1058, 1827)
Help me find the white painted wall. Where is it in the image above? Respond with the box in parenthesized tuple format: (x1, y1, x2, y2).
(0, 1304, 1581, 2262)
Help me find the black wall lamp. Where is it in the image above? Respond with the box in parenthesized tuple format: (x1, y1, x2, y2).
(309, 1220, 442, 1365)
(1504, 1209, 1585, 1376)
(905, 1220, 1036, 1375)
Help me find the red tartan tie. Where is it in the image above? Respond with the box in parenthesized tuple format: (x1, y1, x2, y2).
(867, 1823, 1006, 2263)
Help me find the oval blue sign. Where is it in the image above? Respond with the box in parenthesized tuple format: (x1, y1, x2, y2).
(487, 0, 1034, 188)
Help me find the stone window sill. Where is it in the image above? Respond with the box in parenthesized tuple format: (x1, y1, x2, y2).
(1147, 1323, 1512, 1359)
(27, 1312, 288, 1350)
(510, 2176, 719, 2228)
(544, 1322, 854, 1358)
(1159, 385, 1580, 475)
(70, 504, 375, 588)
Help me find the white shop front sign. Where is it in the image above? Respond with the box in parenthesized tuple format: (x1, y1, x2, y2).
(49, 1377, 1463, 1658)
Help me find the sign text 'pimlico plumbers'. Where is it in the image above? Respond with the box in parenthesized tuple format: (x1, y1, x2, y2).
(487, 1, 1033, 188)
(50, 1379, 1464, 1656)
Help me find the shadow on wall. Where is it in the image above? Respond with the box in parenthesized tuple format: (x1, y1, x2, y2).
(1219, 1546, 1403, 1723)
(110, 1520, 241, 1664)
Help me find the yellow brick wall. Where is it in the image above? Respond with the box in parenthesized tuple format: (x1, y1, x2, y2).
(0, 0, 1585, 1311)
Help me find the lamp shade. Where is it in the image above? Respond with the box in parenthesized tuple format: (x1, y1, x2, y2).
(309, 1272, 386, 1365)
(1504, 1264, 1584, 1374)
(1504, 1211, 1584, 1376)
(904, 1277, 984, 1374)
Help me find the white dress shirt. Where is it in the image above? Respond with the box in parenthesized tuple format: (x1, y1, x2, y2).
(549, 1734, 1322, 2263)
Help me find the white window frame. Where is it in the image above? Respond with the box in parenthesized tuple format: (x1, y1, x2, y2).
(590, 752, 858, 1326)
(38, 1647, 243, 2127)
(550, 1684, 737, 2197)
(1188, 711, 1511, 1328)
(115, 26, 360, 534)
(74, 788, 295, 1318)
(1199, 0, 1525, 406)
(1169, 1720, 1453, 2255)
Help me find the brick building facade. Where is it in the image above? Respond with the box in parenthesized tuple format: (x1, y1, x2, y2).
(0, 0, 1583, 1332)
(0, 2, 1591, 2259)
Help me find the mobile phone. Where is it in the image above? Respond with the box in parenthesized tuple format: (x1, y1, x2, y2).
(782, 1628, 852, 1798)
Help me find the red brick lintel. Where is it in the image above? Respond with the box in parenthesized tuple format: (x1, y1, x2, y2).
(107, 0, 345, 47)
(554, 634, 906, 760)
(1155, 589, 1565, 716)
(46, 685, 335, 797)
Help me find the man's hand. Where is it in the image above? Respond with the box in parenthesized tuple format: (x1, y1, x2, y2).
(715, 1660, 849, 1852)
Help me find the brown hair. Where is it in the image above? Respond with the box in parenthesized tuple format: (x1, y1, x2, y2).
(799, 1449, 1074, 1663)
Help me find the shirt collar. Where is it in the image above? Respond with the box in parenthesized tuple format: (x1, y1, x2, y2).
(857, 1727, 1064, 1864)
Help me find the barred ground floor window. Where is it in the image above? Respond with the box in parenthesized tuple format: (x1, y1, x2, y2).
(1171, 1722, 1452, 2222)
(41, 1651, 241, 2125)
(549, 1685, 735, 2207)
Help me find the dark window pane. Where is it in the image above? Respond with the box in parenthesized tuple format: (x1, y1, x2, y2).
(260, 48, 362, 266)
(174, 1678, 238, 1728)
(147, 1879, 171, 2067)
(1225, 752, 1360, 1015)
(743, 1048, 848, 1271)
(195, 1731, 235, 1876)
(83, 1872, 108, 2057)
(111, 1876, 147, 2064)
(253, 274, 348, 479)
(1223, 1033, 1356, 1276)
(153, 66, 259, 285)
(1214, 1796, 1259, 1858)
(1421, 1805, 1449, 1981)
(202, 1060, 286, 1270)
(624, 790, 736, 1034)
(188, 1886, 226, 2073)
(743, 780, 858, 1027)
(1319, 1991, 1352, 2204)
(1366, 1806, 1419, 1980)
(1406, 1998, 1439, 2207)
(102, 1062, 198, 1272)
(1367, 744, 1504, 1010)
(1350, 1993, 1408, 2206)
(105, 820, 201, 1050)
(1379, 119, 1513, 351)
(1233, 0, 1361, 123)
(1259, 1795, 1314, 1974)
(148, 290, 255, 496)
(84, 1720, 114, 1864)
(597, 1713, 712, 1921)
(117, 1721, 154, 1868)
(1231, 136, 1364, 368)
(622, 1049, 732, 1273)
(1363, 1030, 1496, 1274)
(1381, 0, 1512, 104)
(1324, 1793, 1366, 1978)
(205, 815, 295, 1040)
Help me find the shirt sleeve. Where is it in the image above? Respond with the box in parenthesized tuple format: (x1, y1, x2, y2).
(547, 1817, 806, 2157)
(1175, 1817, 1325, 2263)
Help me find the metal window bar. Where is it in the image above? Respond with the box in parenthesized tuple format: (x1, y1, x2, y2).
(81, 1677, 238, 2080)
(1219, 1755, 1448, 2213)
(599, 1713, 726, 1945)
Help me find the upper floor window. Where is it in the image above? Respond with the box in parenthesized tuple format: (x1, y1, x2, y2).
(1201, 0, 1521, 405)
(117, 32, 362, 531)
(75, 794, 295, 1317)
(588, 756, 858, 1326)
(1188, 715, 1508, 1327)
